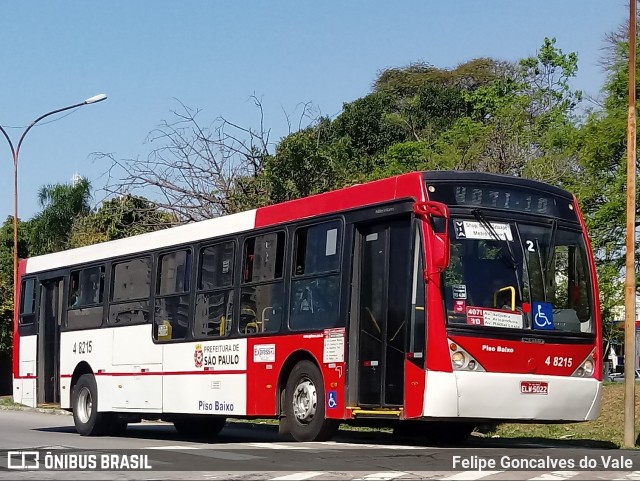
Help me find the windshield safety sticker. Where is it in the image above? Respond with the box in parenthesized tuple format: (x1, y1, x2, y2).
(532, 302, 554, 330)
(453, 220, 513, 241)
(452, 284, 467, 299)
(467, 307, 523, 329)
(454, 300, 466, 313)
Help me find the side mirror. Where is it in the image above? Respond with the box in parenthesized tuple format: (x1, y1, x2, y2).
(413, 201, 451, 272)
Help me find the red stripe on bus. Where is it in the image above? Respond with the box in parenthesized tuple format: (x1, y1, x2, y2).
(59, 370, 245, 377)
(14, 374, 36, 379)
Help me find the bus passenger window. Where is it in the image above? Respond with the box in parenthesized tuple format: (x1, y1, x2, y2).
(20, 278, 37, 325)
(194, 241, 235, 339)
(289, 221, 342, 331)
(154, 250, 192, 341)
(109, 257, 151, 327)
(67, 266, 105, 330)
(69, 266, 104, 308)
(239, 284, 283, 334)
(240, 232, 285, 336)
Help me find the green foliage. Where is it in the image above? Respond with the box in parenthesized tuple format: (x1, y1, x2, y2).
(563, 33, 640, 338)
(29, 178, 92, 255)
(0, 217, 31, 357)
(68, 195, 176, 248)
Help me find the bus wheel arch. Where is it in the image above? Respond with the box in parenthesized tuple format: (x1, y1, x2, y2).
(280, 355, 338, 442)
(71, 369, 109, 436)
(70, 361, 94, 394)
(277, 350, 317, 417)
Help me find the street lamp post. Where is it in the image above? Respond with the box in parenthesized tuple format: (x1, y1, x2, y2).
(0, 93, 107, 321)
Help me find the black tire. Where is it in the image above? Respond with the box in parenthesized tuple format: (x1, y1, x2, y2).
(108, 415, 129, 436)
(72, 374, 109, 436)
(173, 416, 226, 438)
(284, 360, 338, 442)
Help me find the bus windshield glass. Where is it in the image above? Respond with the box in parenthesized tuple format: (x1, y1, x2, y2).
(443, 216, 593, 334)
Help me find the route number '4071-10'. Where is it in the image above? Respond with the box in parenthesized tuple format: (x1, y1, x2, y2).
(72, 341, 92, 354)
(545, 356, 572, 367)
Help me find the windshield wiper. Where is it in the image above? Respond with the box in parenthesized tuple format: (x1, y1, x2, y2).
(472, 209, 524, 306)
(544, 219, 558, 274)
(471, 209, 517, 269)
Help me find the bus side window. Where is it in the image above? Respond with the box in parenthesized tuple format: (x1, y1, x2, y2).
(194, 241, 235, 339)
(67, 266, 105, 329)
(19, 278, 37, 325)
(154, 250, 192, 341)
(108, 257, 151, 327)
(240, 232, 285, 335)
(289, 220, 342, 331)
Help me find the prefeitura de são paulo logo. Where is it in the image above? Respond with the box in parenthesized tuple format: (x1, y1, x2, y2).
(194, 344, 203, 368)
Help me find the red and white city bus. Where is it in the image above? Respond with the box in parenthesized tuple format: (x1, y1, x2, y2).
(12, 171, 602, 442)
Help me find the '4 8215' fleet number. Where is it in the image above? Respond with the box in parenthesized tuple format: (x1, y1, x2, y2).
(72, 341, 92, 354)
(544, 356, 572, 367)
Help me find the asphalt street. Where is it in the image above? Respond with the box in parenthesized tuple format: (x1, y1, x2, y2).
(0, 408, 639, 480)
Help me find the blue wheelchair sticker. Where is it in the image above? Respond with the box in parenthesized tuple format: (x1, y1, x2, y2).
(532, 302, 554, 330)
(327, 391, 338, 409)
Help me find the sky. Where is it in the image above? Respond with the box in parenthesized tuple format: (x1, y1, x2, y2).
(0, 1, 629, 222)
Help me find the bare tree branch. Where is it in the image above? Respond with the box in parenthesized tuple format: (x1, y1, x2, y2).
(96, 99, 274, 223)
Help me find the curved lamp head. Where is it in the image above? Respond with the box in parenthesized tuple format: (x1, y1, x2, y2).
(84, 94, 107, 104)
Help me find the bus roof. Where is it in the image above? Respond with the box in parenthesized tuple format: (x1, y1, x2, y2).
(22, 170, 573, 275)
(23, 171, 426, 274)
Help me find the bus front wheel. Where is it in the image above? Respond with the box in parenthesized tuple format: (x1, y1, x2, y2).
(284, 360, 337, 442)
(72, 374, 109, 436)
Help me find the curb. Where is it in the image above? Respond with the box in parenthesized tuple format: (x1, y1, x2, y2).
(0, 404, 71, 416)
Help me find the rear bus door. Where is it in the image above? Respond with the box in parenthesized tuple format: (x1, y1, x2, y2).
(38, 278, 63, 405)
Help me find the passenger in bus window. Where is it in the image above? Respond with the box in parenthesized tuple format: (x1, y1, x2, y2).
(69, 273, 80, 307)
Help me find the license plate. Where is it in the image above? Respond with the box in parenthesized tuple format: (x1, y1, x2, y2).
(520, 381, 548, 395)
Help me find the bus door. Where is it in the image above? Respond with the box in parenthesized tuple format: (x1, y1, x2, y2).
(37, 278, 62, 405)
(352, 216, 412, 408)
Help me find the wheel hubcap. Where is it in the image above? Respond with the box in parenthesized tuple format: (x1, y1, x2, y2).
(77, 387, 92, 424)
(292, 377, 317, 424)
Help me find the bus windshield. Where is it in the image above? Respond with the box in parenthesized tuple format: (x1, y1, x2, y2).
(443, 215, 593, 334)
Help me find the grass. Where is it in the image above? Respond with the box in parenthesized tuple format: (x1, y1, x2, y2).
(491, 382, 639, 448)
(0, 396, 19, 407)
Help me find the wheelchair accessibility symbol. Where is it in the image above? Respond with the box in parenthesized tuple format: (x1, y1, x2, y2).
(533, 302, 554, 330)
(327, 391, 338, 409)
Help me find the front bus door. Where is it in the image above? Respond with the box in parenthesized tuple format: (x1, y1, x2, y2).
(37, 279, 62, 405)
(354, 216, 412, 408)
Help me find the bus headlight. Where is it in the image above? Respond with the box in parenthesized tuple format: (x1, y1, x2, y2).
(572, 350, 596, 377)
(452, 351, 466, 369)
(448, 339, 485, 372)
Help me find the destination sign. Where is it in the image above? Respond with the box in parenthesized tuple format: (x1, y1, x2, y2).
(426, 183, 577, 220)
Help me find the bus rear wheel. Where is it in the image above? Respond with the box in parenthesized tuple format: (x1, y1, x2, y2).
(72, 374, 109, 436)
(284, 360, 337, 442)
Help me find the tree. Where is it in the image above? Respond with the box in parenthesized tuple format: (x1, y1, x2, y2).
(29, 177, 92, 255)
(0, 216, 31, 357)
(101, 98, 272, 223)
(564, 26, 640, 341)
(68, 194, 177, 248)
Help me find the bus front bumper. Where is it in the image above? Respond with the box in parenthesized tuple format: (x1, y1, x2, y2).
(422, 370, 602, 421)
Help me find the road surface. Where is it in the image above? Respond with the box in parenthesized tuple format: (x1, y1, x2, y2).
(0, 409, 638, 480)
